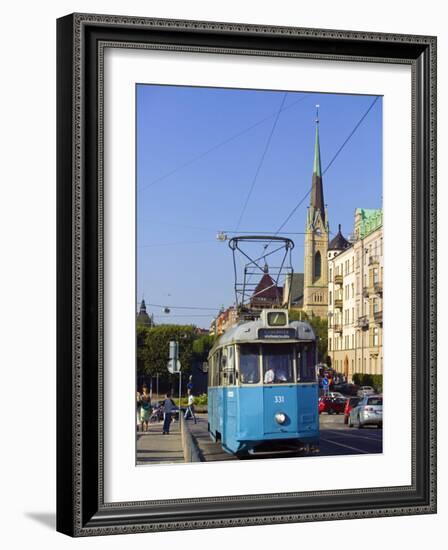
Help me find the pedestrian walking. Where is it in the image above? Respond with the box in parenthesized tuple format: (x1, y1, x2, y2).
(139, 384, 152, 432)
(162, 391, 177, 435)
(184, 389, 197, 424)
(136, 390, 142, 431)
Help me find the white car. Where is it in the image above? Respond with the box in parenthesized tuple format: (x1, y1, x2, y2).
(328, 392, 345, 400)
(357, 385, 375, 397)
(349, 395, 383, 428)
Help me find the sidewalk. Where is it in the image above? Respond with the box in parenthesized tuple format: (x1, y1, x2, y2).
(136, 420, 184, 465)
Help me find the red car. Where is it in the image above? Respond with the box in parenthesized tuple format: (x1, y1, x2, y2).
(344, 397, 361, 424)
(318, 396, 346, 415)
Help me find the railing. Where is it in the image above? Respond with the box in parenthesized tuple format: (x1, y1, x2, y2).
(368, 255, 379, 266)
(374, 310, 383, 324)
(356, 315, 369, 330)
(332, 324, 343, 334)
(362, 287, 369, 298)
(334, 298, 343, 309)
(374, 281, 383, 295)
(334, 274, 343, 285)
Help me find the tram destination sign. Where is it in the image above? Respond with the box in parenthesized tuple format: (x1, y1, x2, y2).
(258, 328, 296, 339)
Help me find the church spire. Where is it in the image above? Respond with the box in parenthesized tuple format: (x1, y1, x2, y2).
(310, 105, 325, 224)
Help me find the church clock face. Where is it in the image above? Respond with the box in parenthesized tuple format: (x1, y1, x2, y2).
(315, 228, 322, 235)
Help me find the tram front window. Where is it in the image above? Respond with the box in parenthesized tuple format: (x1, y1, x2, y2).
(262, 345, 294, 384)
(239, 345, 260, 384)
(298, 344, 317, 382)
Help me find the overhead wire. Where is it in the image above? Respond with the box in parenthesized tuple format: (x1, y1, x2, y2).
(244, 95, 380, 292)
(272, 95, 381, 241)
(138, 93, 309, 192)
(145, 303, 219, 311)
(234, 92, 288, 231)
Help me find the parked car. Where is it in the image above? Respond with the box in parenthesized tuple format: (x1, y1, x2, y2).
(332, 383, 359, 396)
(344, 397, 361, 424)
(328, 391, 345, 400)
(357, 385, 375, 397)
(349, 395, 383, 428)
(319, 396, 346, 415)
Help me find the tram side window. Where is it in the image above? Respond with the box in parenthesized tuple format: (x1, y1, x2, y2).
(298, 344, 317, 382)
(262, 344, 294, 384)
(223, 346, 236, 386)
(210, 354, 218, 387)
(239, 345, 260, 384)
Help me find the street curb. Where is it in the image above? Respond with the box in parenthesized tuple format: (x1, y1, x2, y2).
(180, 416, 202, 462)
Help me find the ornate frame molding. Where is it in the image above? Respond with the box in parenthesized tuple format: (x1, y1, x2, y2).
(57, 13, 437, 536)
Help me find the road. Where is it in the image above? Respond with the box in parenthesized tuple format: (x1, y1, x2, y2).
(187, 413, 382, 461)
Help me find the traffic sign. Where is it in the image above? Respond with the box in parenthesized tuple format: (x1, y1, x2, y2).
(167, 359, 181, 374)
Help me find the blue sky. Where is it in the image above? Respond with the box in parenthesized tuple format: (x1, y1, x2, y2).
(136, 85, 382, 328)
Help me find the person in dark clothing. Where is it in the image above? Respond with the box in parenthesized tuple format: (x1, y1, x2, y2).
(162, 392, 177, 434)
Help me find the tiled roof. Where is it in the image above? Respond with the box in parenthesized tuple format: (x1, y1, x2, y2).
(251, 273, 282, 306)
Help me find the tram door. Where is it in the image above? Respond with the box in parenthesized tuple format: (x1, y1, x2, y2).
(220, 346, 237, 445)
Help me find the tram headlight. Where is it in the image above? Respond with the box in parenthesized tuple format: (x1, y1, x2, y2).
(275, 412, 287, 425)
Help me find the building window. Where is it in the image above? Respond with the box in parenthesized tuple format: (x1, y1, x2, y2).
(329, 268, 333, 282)
(314, 251, 321, 279)
(373, 268, 379, 284)
(329, 291, 332, 305)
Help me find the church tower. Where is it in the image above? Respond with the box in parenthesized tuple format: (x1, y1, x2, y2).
(303, 108, 329, 318)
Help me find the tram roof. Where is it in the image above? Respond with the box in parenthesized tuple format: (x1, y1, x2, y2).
(214, 319, 315, 347)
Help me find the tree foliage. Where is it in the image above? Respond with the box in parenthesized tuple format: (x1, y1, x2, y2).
(192, 334, 214, 359)
(137, 324, 196, 382)
(288, 310, 328, 362)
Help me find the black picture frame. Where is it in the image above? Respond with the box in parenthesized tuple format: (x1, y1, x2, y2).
(57, 13, 437, 537)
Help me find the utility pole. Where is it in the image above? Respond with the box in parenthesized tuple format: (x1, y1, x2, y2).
(168, 340, 182, 414)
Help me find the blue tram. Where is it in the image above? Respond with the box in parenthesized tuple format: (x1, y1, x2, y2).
(207, 309, 319, 456)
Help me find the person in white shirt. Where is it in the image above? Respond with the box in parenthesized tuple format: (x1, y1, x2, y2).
(184, 389, 197, 424)
(264, 367, 275, 384)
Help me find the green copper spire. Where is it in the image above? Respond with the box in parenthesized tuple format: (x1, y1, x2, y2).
(313, 121, 322, 178)
(310, 105, 325, 224)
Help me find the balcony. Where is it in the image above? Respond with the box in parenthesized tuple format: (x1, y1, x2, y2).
(332, 324, 343, 334)
(334, 274, 343, 285)
(357, 315, 369, 330)
(374, 310, 383, 324)
(369, 346, 380, 357)
(362, 287, 369, 298)
(334, 298, 343, 310)
(374, 281, 383, 296)
(368, 255, 379, 266)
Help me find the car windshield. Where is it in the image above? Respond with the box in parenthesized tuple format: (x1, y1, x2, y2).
(239, 345, 260, 384)
(367, 397, 382, 406)
(262, 344, 294, 384)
